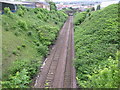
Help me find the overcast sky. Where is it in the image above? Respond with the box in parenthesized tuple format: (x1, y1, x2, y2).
(5, 0, 120, 2)
(52, 0, 119, 2)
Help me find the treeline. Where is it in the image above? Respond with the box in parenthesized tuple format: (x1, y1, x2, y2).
(74, 4, 120, 88)
(2, 4, 67, 88)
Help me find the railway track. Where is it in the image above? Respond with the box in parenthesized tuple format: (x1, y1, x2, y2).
(34, 16, 76, 88)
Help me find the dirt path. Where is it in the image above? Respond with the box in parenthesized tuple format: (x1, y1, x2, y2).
(34, 16, 77, 88)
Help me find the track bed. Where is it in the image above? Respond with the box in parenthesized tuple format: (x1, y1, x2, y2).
(34, 16, 76, 88)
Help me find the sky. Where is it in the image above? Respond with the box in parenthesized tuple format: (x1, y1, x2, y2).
(52, 0, 119, 2)
(4, 0, 120, 2)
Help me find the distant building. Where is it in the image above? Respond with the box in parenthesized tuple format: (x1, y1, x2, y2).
(0, 1, 51, 14)
(35, 2, 50, 11)
(0, 1, 35, 13)
(0, 1, 50, 14)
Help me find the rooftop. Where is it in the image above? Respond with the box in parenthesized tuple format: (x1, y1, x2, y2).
(0, 1, 49, 5)
(0, 1, 32, 5)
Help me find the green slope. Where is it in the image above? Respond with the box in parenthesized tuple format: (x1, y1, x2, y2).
(74, 4, 120, 88)
(2, 6, 67, 88)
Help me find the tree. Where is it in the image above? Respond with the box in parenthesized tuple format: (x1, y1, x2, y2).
(86, 9, 90, 13)
(69, 7, 73, 10)
(91, 7, 95, 11)
(49, 2, 57, 11)
(97, 5, 101, 10)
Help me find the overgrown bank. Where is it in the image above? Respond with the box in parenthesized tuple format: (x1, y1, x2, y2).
(2, 6, 67, 88)
(74, 4, 120, 88)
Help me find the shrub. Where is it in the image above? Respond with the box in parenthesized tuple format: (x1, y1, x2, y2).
(54, 22, 58, 24)
(33, 40, 37, 43)
(74, 12, 87, 25)
(27, 31, 32, 36)
(14, 32, 20, 36)
(74, 4, 119, 88)
(34, 8, 40, 14)
(11, 59, 40, 78)
(37, 44, 48, 56)
(85, 52, 120, 88)
(12, 50, 17, 55)
(18, 20, 28, 30)
(21, 44, 26, 48)
(17, 8, 24, 17)
(5, 27, 9, 31)
(36, 42, 39, 46)
(2, 69, 30, 88)
(19, 5, 27, 12)
(37, 12, 44, 19)
(2, 5, 67, 88)
(4, 7, 11, 15)
(17, 46, 21, 50)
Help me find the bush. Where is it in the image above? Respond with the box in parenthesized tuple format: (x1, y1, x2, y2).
(17, 5, 27, 17)
(4, 7, 11, 15)
(74, 4, 119, 88)
(74, 12, 87, 25)
(18, 20, 28, 30)
(37, 12, 44, 19)
(4, 7, 14, 18)
(17, 46, 21, 50)
(2, 69, 30, 88)
(5, 27, 9, 31)
(17, 8, 25, 17)
(27, 31, 32, 36)
(9, 59, 40, 78)
(2, 4, 67, 88)
(14, 31, 21, 36)
(19, 5, 27, 12)
(37, 44, 48, 56)
(36, 42, 39, 46)
(85, 52, 120, 88)
(37, 25, 59, 46)
(21, 44, 26, 48)
(12, 50, 17, 55)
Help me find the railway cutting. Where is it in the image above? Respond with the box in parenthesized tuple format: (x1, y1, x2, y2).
(34, 16, 77, 88)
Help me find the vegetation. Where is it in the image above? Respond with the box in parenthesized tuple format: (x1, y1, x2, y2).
(49, 2, 57, 11)
(96, 5, 101, 10)
(91, 7, 95, 11)
(74, 12, 87, 26)
(74, 4, 120, 88)
(2, 6, 67, 88)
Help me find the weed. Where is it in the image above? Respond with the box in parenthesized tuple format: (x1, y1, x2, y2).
(12, 50, 17, 55)
(14, 32, 20, 36)
(27, 31, 32, 36)
(21, 44, 26, 48)
(17, 46, 21, 50)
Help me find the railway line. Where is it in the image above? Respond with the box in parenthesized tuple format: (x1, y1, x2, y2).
(34, 16, 77, 88)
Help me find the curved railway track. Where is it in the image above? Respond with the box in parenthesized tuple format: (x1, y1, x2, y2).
(34, 16, 77, 88)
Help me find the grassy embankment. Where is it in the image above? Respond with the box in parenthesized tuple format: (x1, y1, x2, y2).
(74, 4, 120, 88)
(2, 6, 67, 88)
